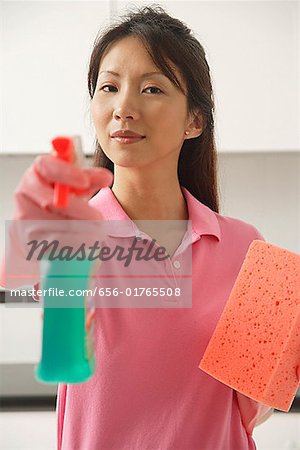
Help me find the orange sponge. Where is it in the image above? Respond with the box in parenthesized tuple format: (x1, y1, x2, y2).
(199, 240, 300, 411)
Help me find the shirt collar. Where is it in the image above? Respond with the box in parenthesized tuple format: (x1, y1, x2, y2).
(89, 186, 221, 242)
(181, 187, 221, 241)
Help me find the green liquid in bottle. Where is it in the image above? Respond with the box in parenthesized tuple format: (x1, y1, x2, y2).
(35, 258, 95, 384)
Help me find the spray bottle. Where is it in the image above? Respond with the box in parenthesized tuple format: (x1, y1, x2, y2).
(35, 136, 96, 383)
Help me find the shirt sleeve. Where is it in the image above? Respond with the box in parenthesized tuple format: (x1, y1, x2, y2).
(250, 225, 265, 243)
(235, 391, 274, 434)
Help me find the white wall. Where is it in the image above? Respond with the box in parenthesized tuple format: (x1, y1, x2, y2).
(1, 1, 111, 154)
(1, 1, 299, 153)
(119, 0, 300, 152)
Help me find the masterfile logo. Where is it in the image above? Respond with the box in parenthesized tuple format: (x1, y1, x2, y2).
(4, 219, 193, 309)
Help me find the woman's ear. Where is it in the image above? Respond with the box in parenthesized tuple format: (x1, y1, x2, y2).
(184, 110, 204, 139)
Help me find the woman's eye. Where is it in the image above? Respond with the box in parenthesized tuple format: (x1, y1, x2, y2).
(100, 85, 117, 92)
(144, 86, 162, 94)
(99, 85, 162, 94)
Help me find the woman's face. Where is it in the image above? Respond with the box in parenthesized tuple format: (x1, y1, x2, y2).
(91, 35, 194, 170)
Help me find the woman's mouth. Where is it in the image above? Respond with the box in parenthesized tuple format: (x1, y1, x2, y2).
(112, 136, 145, 144)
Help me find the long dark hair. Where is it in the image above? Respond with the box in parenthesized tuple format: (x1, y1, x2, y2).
(87, 5, 220, 213)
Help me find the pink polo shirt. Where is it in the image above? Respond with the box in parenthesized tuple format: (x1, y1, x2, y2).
(57, 186, 272, 450)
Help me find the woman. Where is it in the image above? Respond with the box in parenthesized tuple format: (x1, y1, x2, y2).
(7, 5, 273, 449)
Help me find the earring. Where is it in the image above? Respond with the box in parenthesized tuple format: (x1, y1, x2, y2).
(184, 131, 189, 135)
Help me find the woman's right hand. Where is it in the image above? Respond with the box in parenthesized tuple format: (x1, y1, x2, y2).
(13, 154, 113, 220)
(1, 154, 113, 288)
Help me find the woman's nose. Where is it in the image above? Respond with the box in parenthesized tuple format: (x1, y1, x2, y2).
(113, 92, 140, 121)
(113, 109, 135, 120)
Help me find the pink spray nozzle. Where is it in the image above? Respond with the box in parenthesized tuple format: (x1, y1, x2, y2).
(52, 137, 74, 163)
(51, 136, 75, 208)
